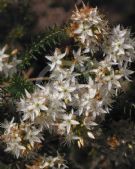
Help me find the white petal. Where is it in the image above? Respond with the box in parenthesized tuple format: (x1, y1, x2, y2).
(71, 120, 79, 125)
(87, 132, 95, 139)
(25, 90, 31, 99)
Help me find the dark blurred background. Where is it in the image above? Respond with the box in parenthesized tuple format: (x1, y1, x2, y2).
(0, 0, 135, 49)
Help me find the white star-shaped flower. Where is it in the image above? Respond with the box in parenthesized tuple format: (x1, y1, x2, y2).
(59, 110, 79, 134)
(45, 48, 67, 71)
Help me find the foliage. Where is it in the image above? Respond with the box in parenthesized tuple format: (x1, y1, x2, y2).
(5, 75, 34, 99)
(20, 25, 69, 69)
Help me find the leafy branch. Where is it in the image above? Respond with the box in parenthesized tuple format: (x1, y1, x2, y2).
(20, 25, 69, 69)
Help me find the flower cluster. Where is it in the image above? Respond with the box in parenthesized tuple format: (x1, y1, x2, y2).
(105, 25, 135, 65)
(0, 45, 21, 77)
(0, 118, 43, 158)
(17, 89, 48, 122)
(68, 3, 108, 53)
(0, 2, 135, 169)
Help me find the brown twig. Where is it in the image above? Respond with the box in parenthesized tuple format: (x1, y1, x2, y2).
(28, 77, 50, 81)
